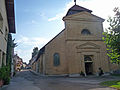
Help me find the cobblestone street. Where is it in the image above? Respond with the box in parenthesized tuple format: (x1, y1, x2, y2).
(1, 70, 118, 90)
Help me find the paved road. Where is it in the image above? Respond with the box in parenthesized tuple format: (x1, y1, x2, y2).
(1, 70, 117, 90)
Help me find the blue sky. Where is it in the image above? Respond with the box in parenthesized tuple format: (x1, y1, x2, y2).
(13, 0, 120, 63)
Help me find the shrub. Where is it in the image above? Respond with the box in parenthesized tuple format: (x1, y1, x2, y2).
(0, 65, 10, 85)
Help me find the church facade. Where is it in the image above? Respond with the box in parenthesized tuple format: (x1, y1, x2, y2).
(31, 4, 119, 75)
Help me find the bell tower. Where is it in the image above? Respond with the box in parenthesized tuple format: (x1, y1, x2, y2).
(63, 4, 104, 41)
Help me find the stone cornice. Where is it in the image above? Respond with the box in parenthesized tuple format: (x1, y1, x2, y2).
(76, 42, 100, 49)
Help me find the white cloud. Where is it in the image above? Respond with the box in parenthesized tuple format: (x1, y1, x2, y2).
(17, 36, 50, 47)
(48, 0, 74, 21)
(48, 0, 120, 29)
(48, 13, 63, 21)
(15, 36, 50, 63)
(25, 20, 40, 25)
(40, 13, 46, 18)
(31, 20, 38, 24)
(14, 49, 33, 63)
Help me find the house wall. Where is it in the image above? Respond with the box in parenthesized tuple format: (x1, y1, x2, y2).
(38, 54, 44, 74)
(110, 63, 119, 71)
(0, 0, 9, 67)
(32, 62, 36, 71)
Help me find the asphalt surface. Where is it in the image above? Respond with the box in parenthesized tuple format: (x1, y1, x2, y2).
(0, 70, 118, 90)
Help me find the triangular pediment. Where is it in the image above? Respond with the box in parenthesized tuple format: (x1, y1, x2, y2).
(76, 42, 100, 49)
(63, 11, 104, 22)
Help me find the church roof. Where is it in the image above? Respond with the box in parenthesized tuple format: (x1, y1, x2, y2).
(66, 5, 92, 16)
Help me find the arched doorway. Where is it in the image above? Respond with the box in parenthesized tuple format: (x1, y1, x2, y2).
(84, 55, 93, 75)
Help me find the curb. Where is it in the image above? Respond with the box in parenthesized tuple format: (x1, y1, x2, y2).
(29, 70, 69, 77)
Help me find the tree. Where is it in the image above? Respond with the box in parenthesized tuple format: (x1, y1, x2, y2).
(32, 47, 38, 58)
(0, 33, 17, 85)
(103, 7, 120, 64)
(6, 34, 12, 66)
(6, 34, 17, 66)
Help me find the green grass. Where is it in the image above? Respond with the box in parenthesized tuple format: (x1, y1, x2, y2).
(101, 80, 120, 89)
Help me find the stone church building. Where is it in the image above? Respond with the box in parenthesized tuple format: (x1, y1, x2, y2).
(32, 4, 119, 75)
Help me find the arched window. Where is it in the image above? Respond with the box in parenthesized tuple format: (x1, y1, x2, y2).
(53, 53, 60, 66)
(81, 29, 91, 35)
(84, 55, 92, 61)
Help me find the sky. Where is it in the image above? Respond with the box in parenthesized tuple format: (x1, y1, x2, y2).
(13, 0, 120, 63)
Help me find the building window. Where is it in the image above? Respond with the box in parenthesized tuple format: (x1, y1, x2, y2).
(84, 55, 93, 63)
(81, 29, 91, 35)
(0, 12, 3, 34)
(84, 55, 92, 61)
(53, 53, 60, 66)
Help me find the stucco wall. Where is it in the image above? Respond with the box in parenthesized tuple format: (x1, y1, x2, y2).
(65, 41, 110, 74)
(64, 12, 103, 41)
(0, 0, 9, 67)
(45, 31, 68, 75)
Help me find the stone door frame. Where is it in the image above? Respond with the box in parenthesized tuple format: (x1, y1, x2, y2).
(76, 42, 101, 75)
(84, 55, 93, 75)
